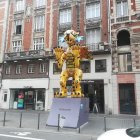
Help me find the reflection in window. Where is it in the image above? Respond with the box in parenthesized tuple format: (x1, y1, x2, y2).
(119, 53, 132, 72)
(95, 59, 106, 72)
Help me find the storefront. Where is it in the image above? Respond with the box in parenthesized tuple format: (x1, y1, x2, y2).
(0, 78, 49, 110)
(10, 88, 45, 110)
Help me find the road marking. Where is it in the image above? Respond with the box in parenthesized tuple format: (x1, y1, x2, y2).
(0, 134, 45, 140)
(10, 132, 31, 136)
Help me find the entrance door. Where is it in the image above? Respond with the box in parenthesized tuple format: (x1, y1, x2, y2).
(119, 84, 136, 115)
(24, 90, 35, 110)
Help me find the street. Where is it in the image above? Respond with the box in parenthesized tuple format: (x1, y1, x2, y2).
(0, 127, 96, 140)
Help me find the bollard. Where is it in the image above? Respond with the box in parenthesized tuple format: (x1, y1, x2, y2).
(37, 113, 40, 130)
(3, 112, 6, 126)
(57, 114, 60, 131)
(19, 112, 22, 128)
(78, 127, 80, 133)
(104, 116, 106, 131)
(133, 118, 136, 127)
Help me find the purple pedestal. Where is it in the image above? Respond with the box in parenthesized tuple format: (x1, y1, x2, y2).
(47, 98, 89, 128)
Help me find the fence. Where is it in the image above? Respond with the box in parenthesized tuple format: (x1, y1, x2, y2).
(0, 110, 140, 134)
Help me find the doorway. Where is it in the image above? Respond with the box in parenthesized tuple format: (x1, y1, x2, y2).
(119, 83, 136, 115)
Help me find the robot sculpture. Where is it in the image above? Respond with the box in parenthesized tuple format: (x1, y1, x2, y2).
(54, 30, 93, 98)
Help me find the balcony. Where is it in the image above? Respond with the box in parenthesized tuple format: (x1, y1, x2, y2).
(59, 22, 72, 33)
(116, 16, 129, 22)
(4, 50, 53, 61)
(86, 43, 111, 54)
(86, 18, 101, 29)
(59, 0, 72, 9)
(86, 0, 100, 4)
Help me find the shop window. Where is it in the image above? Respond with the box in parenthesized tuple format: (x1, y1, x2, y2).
(118, 53, 132, 72)
(95, 59, 106, 72)
(53, 63, 62, 74)
(16, 65, 22, 74)
(4, 94, 7, 102)
(117, 30, 130, 46)
(80, 61, 90, 73)
(28, 64, 35, 73)
(39, 63, 46, 73)
(5, 65, 11, 75)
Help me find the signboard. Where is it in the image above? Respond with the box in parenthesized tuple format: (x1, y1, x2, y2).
(17, 92, 24, 109)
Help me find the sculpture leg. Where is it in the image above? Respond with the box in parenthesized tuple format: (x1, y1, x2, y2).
(59, 70, 69, 97)
(71, 68, 83, 98)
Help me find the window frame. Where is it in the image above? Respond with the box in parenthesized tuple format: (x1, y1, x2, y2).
(35, 0, 45, 8)
(14, 20, 22, 35)
(15, 0, 24, 12)
(5, 65, 11, 75)
(86, 2, 100, 19)
(34, 15, 45, 32)
(33, 37, 44, 50)
(95, 59, 107, 72)
(80, 61, 91, 73)
(16, 65, 22, 74)
(59, 9, 71, 24)
(28, 64, 35, 74)
(53, 63, 62, 75)
(12, 40, 22, 52)
(39, 63, 46, 73)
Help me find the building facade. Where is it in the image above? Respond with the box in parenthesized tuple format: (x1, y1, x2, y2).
(0, 0, 10, 108)
(111, 0, 140, 115)
(0, 0, 111, 114)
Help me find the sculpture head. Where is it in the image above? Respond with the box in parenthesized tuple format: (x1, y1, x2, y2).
(64, 30, 79, 46)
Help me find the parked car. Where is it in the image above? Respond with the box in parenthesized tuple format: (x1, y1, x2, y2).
(97, 127, 140, 140)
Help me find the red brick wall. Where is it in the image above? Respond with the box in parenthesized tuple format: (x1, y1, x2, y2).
(117, 74, 135, 83)
(102, 0, 108, 42)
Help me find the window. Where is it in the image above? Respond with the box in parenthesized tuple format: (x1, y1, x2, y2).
(34, 38, 44, 50)
(34, 15, 45, 32)
(16, 65, 22, 74)
(15, 20, 22, 34)
(36, 0, 45, 7)
(119, 53, 132, 72)
(86, 29, 101, 45)
(86, 3, 100, 19)
(80, 61, 90, 73)
(95, 59, 106, 72)
(16, 0, 24, 12)
(40, 63, 46, 73)
(53, 63, 62, 74)
(117, 30, 130, 46)
(12, 41, 22, 52)
(28, 64, 35, 73)
(59, 9, 71, 24)
(116, 0, 128, 17)
(5, 65, 11, 75)
(4, 94, 7, 102)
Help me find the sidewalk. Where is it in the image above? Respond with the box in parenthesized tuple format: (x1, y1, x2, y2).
(0, 109, 140, 138)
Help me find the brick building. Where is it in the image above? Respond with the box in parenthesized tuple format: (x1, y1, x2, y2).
(0, 0, 9, 108)
(0, 0, 112, 114)
(111, 0, 140, 115)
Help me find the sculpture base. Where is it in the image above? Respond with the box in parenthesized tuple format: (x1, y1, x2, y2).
(46, 98, 89, 128)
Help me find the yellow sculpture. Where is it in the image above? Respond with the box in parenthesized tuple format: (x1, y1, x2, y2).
(54, 30, 93, 98)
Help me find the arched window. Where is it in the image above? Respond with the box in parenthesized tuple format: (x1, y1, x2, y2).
(117, 30, 130, 46)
